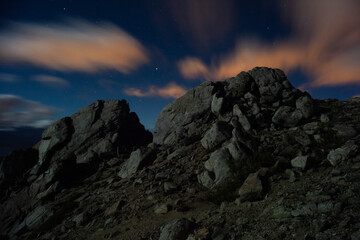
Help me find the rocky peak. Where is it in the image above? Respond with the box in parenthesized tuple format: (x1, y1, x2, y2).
(1, 68, 359, 240)
(154, 67, 313, 147)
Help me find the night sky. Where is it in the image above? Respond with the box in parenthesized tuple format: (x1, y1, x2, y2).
(0, 0, 359, 153)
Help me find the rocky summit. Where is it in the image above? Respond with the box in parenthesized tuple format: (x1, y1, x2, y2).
(0, 67, 359, 240)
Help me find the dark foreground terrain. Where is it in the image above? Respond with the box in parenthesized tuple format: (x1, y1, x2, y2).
(1, 67, 359, 240)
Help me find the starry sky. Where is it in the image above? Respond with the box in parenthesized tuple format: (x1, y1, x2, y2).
(0, 0, 359, 140)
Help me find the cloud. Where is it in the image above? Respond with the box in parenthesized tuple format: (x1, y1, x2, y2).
(33, 74, 70, 88)
(178, 0, 360, 87)
(0, 19, 149, 73)
(0, 94, 55, 129)
(177, 57, 212, 81)
(124, 82, 187, 99)
(0, 73, 21, 83)
(164, 0, 236, 49)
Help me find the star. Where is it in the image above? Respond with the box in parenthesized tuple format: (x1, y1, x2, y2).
(63, 7, 66, 11)
(155, 67, 158, 71)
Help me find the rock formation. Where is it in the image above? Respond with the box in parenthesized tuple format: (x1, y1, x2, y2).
(1, 67, 359, 240)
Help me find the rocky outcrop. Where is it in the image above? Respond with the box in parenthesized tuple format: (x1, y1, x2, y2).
(1, 68, 360, 240)
(0, 99, 152, 236)
(28, 100, 152, 190)
(154, 67, 314, 147)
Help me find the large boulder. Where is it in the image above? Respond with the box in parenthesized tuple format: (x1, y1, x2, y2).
(29, 100, 152, 191)
(118, 147, 156, 178)
(154, 81, 215, 145)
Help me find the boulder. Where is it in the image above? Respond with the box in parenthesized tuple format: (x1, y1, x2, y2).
(238, 169, 268, 202)
(201, 122, 232, 150)
(24, 206, 53, 230)
(197, 171, 215, 188)
(291, 156, 308, 170)
(272, 106, 303, 127)
(29, 100, 152, 189)
(118, 147, 156, 179)
(159, 218, 195, 240)
(293, 130, 312, 146)
(296, 95, 314, 119)
(211, 94, 224, 116)
(154, 82, 215, 145)
(224, 71, 255, 98)
(332, 124, 357, 138)
(205, 148, 233, 186)
(233, 104, 251, 132)
(327, 141, 358, 166)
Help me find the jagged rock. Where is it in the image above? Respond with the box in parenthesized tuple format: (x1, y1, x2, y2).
(118, 147, 156, 178)
(200, 122, 232, 150)
(72, 212, 90, 227)
(303, 122, 320, 134)
(225, 139, 249, 165)
(272, 106, 303, 127)
(154, 204, 169, 214)
(25, 206, 53, 230)
(211, 94, 224, 115)
(293, 130, 312, 146)
(233, 104, 251, 131)
(159, 218, 195, 240)
(327, 141, 358, 166)
(320, 114, 330, 123)
(291, 156, 308, 170)
(154, 82, 215, 145)
(104, 200, 124, 216)
(332, 124, 357, 138)
(204, 148, 233, 186)
(197, 171, 214, 188)
(164, 182, 177, 193)
(30, 100, 152, 187)
(224, 71, 254, 98)
(238, 169, 268, 202)
(296, 95, 314, 119)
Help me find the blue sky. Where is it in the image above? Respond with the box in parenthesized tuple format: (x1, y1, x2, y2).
(0, 0, 359, 132)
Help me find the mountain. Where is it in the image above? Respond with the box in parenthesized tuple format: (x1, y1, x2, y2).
(0, 67, 359, 240)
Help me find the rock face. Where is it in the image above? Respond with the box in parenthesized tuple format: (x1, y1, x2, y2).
(29, 100, 152, 190)
(154, 67, 313, 147)
(1, 67, 360, 240)
(0, 99, 152, 235)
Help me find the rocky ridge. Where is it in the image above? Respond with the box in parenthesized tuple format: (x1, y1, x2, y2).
(0, 67, 359, 240)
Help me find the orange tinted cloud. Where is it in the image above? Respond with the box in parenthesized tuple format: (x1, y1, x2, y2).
(178, 0, 360, 87)
(177, 57, 212, 81)
(124, 82, 187, 99)
(0, 19, 149, 73)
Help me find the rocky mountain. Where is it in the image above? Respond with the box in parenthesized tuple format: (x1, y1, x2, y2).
(0, 67, 359, 240)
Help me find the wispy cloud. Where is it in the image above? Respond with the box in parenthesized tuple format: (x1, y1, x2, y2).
(0, 94, 55, 129)
(33, 74, 70, 88)
(124, 82, 187, 99)
(178, 0, 360, 87)
(0, 73, 21, 83)
(164, 0, 236, 49)
(0, 19, 149, 73)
